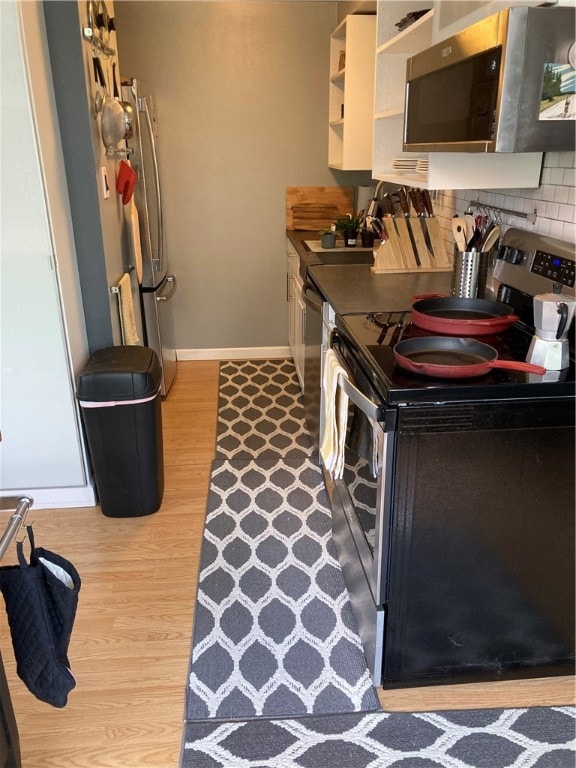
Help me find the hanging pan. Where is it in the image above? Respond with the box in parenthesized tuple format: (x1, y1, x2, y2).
(94, 58, 133, 152)
(393, 337, 546, 379)
(411, 295, 519, 336)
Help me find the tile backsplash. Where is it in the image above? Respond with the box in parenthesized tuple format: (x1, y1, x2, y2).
(435, 151, 576, 248)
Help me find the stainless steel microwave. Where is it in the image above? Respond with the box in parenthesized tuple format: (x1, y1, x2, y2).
(403, 6, 575, 153)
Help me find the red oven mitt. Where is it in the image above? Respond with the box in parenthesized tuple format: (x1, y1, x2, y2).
(116, 160, 138, 205)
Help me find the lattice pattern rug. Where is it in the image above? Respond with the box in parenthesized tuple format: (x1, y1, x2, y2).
(181, 359, 576, 768)
(215, 359, 314, 461)
(181, 706, 576, 767)
(185, 456, 379, 719)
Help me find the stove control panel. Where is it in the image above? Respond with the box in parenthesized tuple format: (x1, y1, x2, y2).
(494, 228, 575, 300)
(531, 250, 575, 288)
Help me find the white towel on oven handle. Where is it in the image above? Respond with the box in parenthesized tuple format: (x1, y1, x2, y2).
(320, 349, 349, 479)
(369, 416, 383, 477)
(117, 272, 140, 346)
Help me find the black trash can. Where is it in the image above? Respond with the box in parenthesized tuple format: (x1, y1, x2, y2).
(77, 346, 164, 518)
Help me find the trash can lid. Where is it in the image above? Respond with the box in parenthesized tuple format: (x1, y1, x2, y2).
(76, 346, 162, 402)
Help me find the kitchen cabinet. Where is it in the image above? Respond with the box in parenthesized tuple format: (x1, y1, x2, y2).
(286, 240, 305, 390)
(329, 14, 376, 171)
(431, 0, 517, 43)
(372, 1, 542, 189)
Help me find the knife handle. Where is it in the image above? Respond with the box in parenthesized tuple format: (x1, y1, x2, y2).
(381, 193, 395, 217)
(409, 189, 425, 217)
(395, 188, 410, 216)
(421, 189, 434, 217)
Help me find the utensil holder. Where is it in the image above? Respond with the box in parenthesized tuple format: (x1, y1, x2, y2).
(451, 250, 489, 299)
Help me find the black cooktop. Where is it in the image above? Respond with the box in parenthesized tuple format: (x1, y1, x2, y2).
(335, 311, 576, 405)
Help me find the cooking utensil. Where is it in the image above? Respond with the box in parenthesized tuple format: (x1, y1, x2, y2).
(452, 217, 467, 251)
(411, 295, 519, 335)
(394, 336, 546, 379)
(93, 57, 129, 150)
(480, 223, 501, 252)
(96, 0, 110, 44)
(407, 189, 433, 267)
(463, 214, 476, 248)
(101, 96, 127, 149)
(380, 195, 408, 269)
(92, 56, 107, 112)
(87, 0, 98, 38)
(111, 62, 135, 140)
(410, 190, 433, 254)
(421, 189, 451, 267)
(392, 190, 419, 268)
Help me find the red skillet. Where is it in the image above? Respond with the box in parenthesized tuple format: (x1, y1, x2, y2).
(411, 295, 519, 336)
(394, 337, 546, 379)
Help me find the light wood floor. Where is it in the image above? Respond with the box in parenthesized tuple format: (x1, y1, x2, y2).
(0, 361, 573, 767)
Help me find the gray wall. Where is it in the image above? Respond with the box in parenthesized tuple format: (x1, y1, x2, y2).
(44, 0, 143, 353)
(115, 1, 372, 352)
(43, 0, 114, 352)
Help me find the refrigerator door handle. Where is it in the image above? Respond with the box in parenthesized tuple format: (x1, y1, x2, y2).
(156, 275, 177, 302)
(140, 96, 164, 273)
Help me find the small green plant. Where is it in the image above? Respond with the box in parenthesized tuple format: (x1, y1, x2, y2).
(318, 228, 335, 236)
(335, 214, 362, 234)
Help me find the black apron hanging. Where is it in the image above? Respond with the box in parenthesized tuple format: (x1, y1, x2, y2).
(0, 526, 81, 708)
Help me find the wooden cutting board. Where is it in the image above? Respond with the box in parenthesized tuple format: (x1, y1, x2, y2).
(286, 186, 355, 230)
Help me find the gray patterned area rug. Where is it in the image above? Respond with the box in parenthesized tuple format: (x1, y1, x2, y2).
(181, 706, 576, 767)
(216, 359, 314, 461)
(185, 456, 380, 719)
(181, 359, 576, 768)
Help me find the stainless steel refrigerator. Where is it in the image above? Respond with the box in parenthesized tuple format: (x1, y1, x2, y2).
(122, 78, 176, 396)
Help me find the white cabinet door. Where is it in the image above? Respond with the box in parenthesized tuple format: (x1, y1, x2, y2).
(329, 14, 376, 171)
(0, 3, 88, 496)
(286, 245, 305, 390)
(293, 289, 306, 392)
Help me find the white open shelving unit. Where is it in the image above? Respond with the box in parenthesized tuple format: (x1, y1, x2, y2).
(329, 14, 376, 171)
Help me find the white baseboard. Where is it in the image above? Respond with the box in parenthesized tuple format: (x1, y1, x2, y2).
(0, 484, 97, 511)
(177, 346, 292, 361)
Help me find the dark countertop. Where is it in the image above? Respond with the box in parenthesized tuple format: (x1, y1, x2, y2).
(286, 229, 452, 314)
(307, 264, 452, 314)
(286, 230, 373, 281)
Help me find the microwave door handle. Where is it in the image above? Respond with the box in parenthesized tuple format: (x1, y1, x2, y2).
(337, 372, 379, 423)
(141, 97, 164, 272)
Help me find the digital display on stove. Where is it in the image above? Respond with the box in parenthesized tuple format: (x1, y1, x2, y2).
(531, 250, 575, 287)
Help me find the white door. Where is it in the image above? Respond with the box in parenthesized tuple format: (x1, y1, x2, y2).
(0, 2, 89, 499)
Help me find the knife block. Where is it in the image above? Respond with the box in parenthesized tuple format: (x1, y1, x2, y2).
(372, 217, 453, 274)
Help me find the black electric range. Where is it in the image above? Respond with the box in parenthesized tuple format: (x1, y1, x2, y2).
(328, 228, 575, 689)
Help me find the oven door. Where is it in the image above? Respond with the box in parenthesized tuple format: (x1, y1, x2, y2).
(328, 332, 395, 686)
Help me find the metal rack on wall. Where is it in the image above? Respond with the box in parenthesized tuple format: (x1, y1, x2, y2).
(468, 199, 538, 225)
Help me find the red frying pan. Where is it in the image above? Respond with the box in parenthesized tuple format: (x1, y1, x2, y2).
(411, 295, 519, 336)
(394, 337, 546, 379)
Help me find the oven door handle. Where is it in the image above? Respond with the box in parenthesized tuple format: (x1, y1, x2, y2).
(338, 372, 379, 422)
(330, 350, 380, 422)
